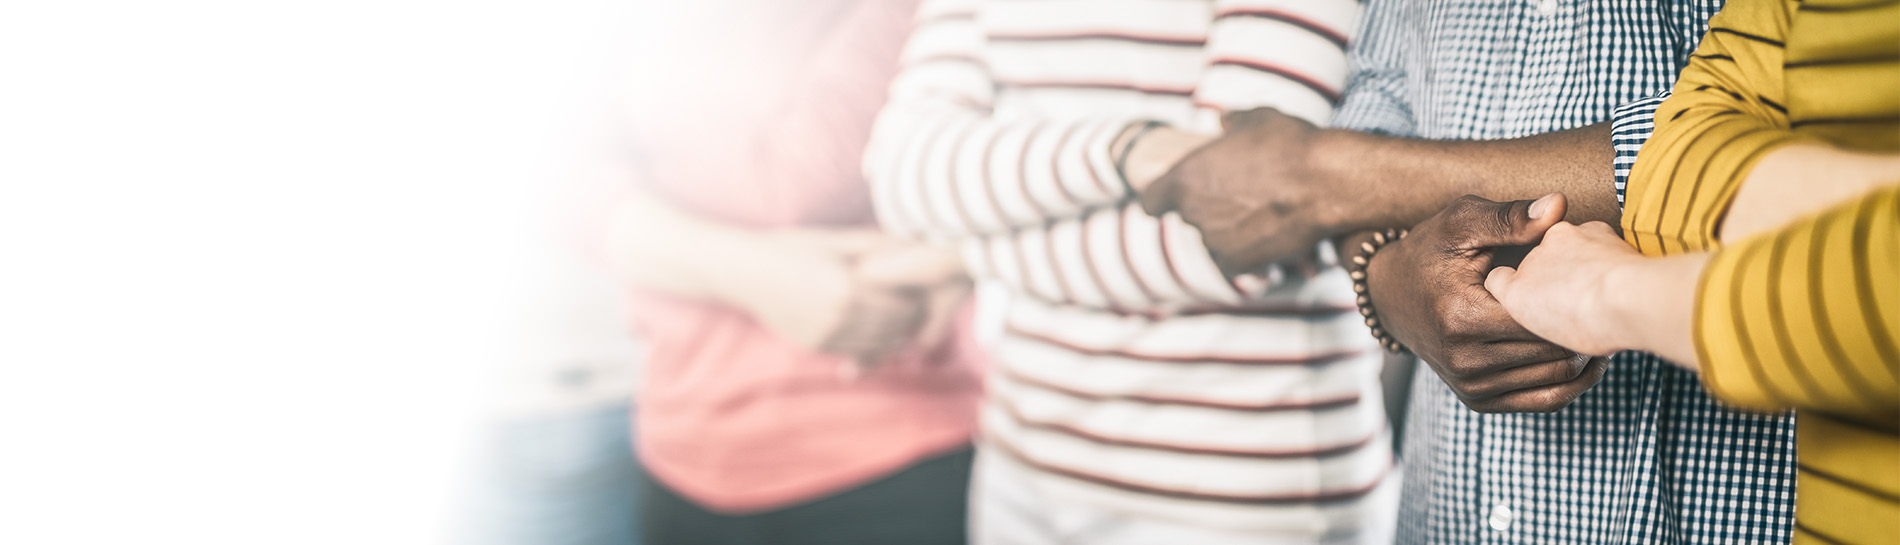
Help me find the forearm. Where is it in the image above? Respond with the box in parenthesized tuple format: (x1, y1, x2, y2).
(604, 186, 776, 306)
(964, 202, 1245, 310)
(1721, 143, 1900, 244)
(868, 109, 1151, 238)
(1316, 122, 1619, 232)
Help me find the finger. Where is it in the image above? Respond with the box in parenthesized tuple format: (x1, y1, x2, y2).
(1579, 220, 1619, 237)
(1136, 166, 1182, 215)
(1434, 338, 1574, 378)
(1446, 193, 1567, 252)
(1234, 270, 1273, 298)
(1454, 352, 1592, 400)
(827, 317, 919, 362)
(1439, 287, 1547, 343)
(1464, 355, 1609, 413)
(911, 281, 972, 351)
(821, 288, 929, 358)
(1483, 266, 1519, 305)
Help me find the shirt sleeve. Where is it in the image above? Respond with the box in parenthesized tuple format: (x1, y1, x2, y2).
(1620, 0, 1806, 256)
(863, 0, 1154, 240)
(1609, 93, 1669, 211)
(1694, 185, 1900, 422)
(1328, 0, 1412, 136)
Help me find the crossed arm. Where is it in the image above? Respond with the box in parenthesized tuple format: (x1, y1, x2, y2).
(867, 0, 1356, 311)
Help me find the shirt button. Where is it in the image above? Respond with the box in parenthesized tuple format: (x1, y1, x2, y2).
(1536, 0, 1559, 16)
(1488, 503, 1516, 532)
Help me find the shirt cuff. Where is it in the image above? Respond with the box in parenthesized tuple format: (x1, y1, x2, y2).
(1610, 93, 1670, 212)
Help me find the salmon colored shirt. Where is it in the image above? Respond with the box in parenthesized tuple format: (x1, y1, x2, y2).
(624, 0, 982, 514)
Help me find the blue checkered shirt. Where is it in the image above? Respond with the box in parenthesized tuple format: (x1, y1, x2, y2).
(1332, 1, 1799, 544)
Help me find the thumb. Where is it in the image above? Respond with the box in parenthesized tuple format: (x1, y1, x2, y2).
(1219, 107, 1276, 132)
(1454, 193, 1567, 250)
(1136, 167, 1181, 215)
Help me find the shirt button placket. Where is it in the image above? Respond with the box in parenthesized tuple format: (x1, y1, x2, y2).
(1488, 502, 1516, 533)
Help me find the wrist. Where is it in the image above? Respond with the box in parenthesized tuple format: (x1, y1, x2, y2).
(1596, 258, 1649, 353)
(707, 229, 803, 310)
(1600, 253, 1708, 362)
(1313, 131, 1490, 233)
(1119, 124, 1211, 192)
(1307, 129, 1394, 235)
(1348, 228, 1411, 354)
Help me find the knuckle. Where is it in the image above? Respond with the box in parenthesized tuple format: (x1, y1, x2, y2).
(1446, 198, 1496, 230)
(1524, 389, 1578, 413)
(1489, 201, 1521, 233)
(1546, 221, 1576, 237)
(1441, 355, 1481, 378)
(1464, 398, 1508, 414)
(1561, 353, 1591, 376)
(1433, 312, 1467, 337)
(1458, 380, 1501, 400)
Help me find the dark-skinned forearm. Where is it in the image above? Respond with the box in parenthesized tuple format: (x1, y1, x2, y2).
(1312, 122, 1618, 233)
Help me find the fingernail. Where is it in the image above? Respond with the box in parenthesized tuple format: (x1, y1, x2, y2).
(1528, 194, 1556, 220)
(1235, 273, 1267, 297)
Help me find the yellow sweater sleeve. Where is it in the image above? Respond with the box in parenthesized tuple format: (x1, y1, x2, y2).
(1694, 185, 1900, 421)
(1621, 0, 1805, 256)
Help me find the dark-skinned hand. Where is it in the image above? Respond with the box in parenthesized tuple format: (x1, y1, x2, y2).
(1364, 194, 1608, 413)
(1139, 107, 1363, 276)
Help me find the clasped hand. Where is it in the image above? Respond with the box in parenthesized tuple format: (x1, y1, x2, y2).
(743, 230, 971, 372)
(1365, 194, 1608, 412)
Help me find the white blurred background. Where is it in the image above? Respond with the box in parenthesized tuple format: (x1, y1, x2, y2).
(0, 1, 649, 543)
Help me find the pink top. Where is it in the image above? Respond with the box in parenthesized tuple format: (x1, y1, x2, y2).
(624, 0, 982, 514)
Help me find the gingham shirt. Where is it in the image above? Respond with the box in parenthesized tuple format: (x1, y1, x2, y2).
(1333, 0, 1800, 543)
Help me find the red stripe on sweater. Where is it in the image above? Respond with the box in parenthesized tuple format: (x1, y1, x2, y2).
(984, 435, 1394, 505)
(1213, 8, 1350, 49)
(994, 363, 1364, 413)
(1005, 325, 1369, 365)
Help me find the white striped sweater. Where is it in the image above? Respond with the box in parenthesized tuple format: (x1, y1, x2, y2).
(865, 0, 1390, 535)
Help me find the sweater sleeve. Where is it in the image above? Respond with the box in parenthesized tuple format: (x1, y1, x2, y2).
(960, 203, 1254, 310)
(863, 0, 1153, 240)
(1620, 0, 1805, 256)
(868, 0, 1355, 311)
(1694, 185, 1900, 422)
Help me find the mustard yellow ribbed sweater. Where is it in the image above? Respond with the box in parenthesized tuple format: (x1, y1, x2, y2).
(1622, 0, 1899, 543)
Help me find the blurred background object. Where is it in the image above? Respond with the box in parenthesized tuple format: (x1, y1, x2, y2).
(450, 236, 646, 545)
(0, 0, 645, 543)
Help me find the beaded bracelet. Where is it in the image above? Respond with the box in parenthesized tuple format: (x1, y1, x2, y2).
(1348, 228, 1411, 354)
